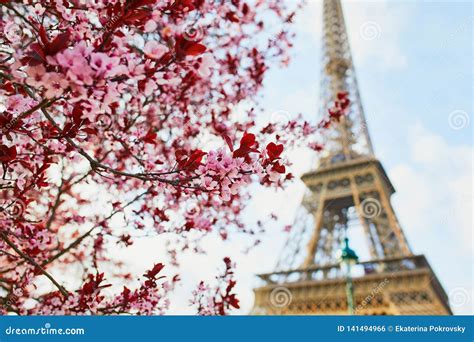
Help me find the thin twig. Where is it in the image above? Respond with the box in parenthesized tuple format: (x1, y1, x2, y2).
(0, 232, 69, 297)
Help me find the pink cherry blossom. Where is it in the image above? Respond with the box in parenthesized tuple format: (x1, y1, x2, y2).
(0, 0, 341, 317)
(43, 72, 69, 98)
(143, 41, 168, 59)
(197, 54, 216, 77)
(144, 20, 158, 33)
(25, 65, 47, 88)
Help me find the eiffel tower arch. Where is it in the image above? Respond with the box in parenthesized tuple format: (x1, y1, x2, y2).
(251, 0, 452, 315)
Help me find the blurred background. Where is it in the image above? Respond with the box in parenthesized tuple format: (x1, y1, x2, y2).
(119, 0, 473, 315)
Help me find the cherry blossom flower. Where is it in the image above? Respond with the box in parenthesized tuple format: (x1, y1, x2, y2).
(144, 20, 158, 33)
(197, 54, 216, 77)
(43, 72, 69, 98)
(143, 41, 168, 60)
(25, 65, 47, 88)
(0, 0, 339, 316)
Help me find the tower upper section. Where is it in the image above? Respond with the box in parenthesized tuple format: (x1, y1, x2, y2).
(318, 0, 374, 167)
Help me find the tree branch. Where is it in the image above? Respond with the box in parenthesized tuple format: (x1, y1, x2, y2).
(0, 232, 69, 297)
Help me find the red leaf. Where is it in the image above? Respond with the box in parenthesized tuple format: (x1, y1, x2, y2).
(226, 279, 236, 293)
(185, 149, 207, 171)
(233, 132, 259, 159)
(185, 42, 207, 56)
(223, 257, 232, 267)
(47, 31, 71, 55)
(1, 81, 16, 95)
(123, 9, 151, 25)
(337, 92, 348, 100)
(176, 149, 206, 171)
(131, 0, 158, 8)
(175, 36, 207, 58)
(0, 144, 17, 163)
(144, 263, 165, 279)
(266, 142, 283, 160)
(227, 294, 240, 309)
(221, 134, 234, 152)
(240, 132, 256, 147)
(71, 103, 87, 126)
(24, 43, 46, 66)
(271, 162, 286, 174)
(143, 129, 157, 144)
(39, 25, 49, 46)
(225, 12, 240, 23)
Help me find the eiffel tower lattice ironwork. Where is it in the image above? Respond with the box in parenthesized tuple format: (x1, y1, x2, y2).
(251, 0, 452, 315)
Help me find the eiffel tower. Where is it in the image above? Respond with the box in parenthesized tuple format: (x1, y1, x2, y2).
(251, 0, 452, 315)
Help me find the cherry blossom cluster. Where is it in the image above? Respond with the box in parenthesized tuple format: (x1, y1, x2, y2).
(190, 257, 240, 315)
(0, 0, 346, 315)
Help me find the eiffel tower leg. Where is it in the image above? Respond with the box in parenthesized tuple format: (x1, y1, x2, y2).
(303, 182, 328, 267)
(373, 172, 412, 256)
(350, 174, 378, 259)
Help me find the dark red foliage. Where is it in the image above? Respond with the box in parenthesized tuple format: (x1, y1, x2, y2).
(23, 27, 70, 65)
(144, 263, 165, 280)
(233, 132, 259, 161)
(174, 35, 207, 59)
(0, 0, 305, 316)
(266, 142, 284, 161)
(176, 149, 207, 171)
(0, 144, 17, 163)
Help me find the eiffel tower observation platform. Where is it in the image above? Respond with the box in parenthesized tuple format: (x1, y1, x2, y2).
(252, 254, 452, 315)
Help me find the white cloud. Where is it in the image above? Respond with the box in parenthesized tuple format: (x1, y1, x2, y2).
(389, 122, 473, 314)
